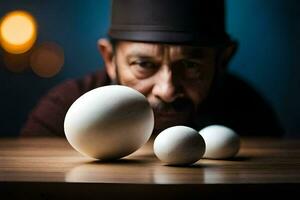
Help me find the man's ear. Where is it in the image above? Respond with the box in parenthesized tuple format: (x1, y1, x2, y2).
(97, 38, 116, 80)
(218, 41, 238, 72)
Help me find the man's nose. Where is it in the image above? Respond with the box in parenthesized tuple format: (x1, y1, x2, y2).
(152, 67, 182, 103)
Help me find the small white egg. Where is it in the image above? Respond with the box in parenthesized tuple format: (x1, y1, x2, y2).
(64, 85, 154, 160)
(199, 125, 240, 159)
(153, 126, 206, 165)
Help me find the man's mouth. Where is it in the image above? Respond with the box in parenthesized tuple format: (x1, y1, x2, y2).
(151, 98, 194, 113)
(150, 98, 195, 130)
(155, 110, 183, 117)
(154, 111, 182, 120)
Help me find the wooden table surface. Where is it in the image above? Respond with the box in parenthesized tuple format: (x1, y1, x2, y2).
(1, 137, 300, 199)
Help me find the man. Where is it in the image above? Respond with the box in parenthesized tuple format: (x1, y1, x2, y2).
(20, 0, 284, 137)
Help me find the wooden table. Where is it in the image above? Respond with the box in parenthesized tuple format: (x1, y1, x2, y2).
(0, 137, 300, 199)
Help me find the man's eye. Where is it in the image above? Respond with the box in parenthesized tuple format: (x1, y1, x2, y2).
(181, 60, 200, 69)
(179, 60, 205, 80)
(132, 60, 156, 69)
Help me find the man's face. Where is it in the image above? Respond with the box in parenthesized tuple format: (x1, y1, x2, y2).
(111, 41, 217, 132)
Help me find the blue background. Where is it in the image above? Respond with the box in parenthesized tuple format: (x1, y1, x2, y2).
(0, 0, 299, 137)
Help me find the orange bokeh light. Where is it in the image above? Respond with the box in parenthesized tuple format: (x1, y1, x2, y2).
(0, 10, 37, 54)
(30, 42, 64, 78)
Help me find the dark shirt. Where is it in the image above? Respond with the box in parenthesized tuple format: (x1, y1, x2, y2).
(20, 69, 284, 137)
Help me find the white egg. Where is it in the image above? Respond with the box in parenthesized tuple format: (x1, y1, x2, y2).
(153, 126, 206, 165)
(199, 125, 240, 159)
(64, 85, 154, 160)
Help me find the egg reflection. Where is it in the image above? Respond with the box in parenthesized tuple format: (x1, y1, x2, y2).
(153, 165, 205, 184)
(64, 147, 244, 184)
(65, 160, 243, 184)
(65, 160, 153, 183)
(202, 165, 243, 183)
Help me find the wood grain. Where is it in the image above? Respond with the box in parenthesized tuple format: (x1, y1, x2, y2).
(0, 137, 300, 199)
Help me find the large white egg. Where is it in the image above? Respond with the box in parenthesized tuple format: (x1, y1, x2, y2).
(199, 125, 240, 159)
(64, 85, 154, 160)
(153, 126, 206, 165)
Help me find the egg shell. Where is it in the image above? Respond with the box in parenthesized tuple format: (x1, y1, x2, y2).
(199, 125, 240, 159)
(64, 85, 154, 160)
(153, 126, 206, 165)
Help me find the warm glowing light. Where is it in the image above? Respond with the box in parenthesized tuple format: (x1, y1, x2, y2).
(3, 51, 30, 73)
(0, 10, 37, 54)
(30, 42, 64, 78)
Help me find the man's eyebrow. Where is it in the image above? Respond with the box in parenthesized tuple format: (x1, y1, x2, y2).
(127, 56, 160, 65)
(126, 53, 159, 63)
(126, 50, 161, 59)
(127, 52, 155, 58)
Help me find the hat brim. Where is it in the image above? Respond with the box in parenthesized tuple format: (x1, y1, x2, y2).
(108, 30, 230, 46)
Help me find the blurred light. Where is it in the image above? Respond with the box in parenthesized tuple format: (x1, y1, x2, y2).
(0, 10, 37, 54)
(30, 42, 64, 78)
(3, 51, 30, 73)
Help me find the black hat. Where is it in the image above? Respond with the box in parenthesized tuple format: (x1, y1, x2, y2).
(108, 0, 230, 45)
